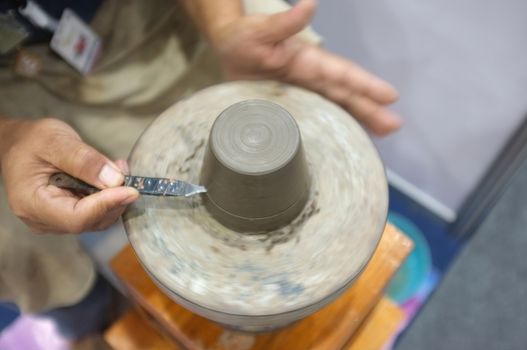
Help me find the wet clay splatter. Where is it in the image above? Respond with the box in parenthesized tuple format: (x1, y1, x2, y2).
(193, 185, 319, 253)
(256, 192, 320, 253)
(167, 138, 206, 175)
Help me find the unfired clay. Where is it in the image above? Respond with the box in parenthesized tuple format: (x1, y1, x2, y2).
(200, 99, 311, 232)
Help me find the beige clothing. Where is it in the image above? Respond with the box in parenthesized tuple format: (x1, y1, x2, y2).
(0, 0, 320, 313)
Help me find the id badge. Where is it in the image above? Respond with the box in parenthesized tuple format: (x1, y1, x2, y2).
(50, 9, 101, 74)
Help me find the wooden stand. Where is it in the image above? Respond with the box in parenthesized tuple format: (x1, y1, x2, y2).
(104, 224, 412, 350)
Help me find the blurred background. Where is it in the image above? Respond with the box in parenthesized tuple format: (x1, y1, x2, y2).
(311, 0, 527, 349)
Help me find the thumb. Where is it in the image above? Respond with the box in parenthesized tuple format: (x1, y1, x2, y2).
(260, 0, 317, 42)
(50, 135, 124, 189)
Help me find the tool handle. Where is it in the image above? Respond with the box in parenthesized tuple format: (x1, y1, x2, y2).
(49, 172, 99, 196)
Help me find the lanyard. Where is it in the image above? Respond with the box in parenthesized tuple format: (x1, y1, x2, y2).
(18, 0, 58, 32)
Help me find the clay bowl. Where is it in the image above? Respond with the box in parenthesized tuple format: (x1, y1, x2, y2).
(123, 82, 388, 332)
(200, 99, 311, 232)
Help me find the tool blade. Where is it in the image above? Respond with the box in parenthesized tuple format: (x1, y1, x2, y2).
(124, 176, 206, 197)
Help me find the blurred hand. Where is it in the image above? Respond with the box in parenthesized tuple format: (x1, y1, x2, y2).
(0, 118, 139, 234)
(209, 0, 402, 136)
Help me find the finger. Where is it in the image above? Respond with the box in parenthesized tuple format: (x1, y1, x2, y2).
(92, 206, 127, 231)
(115, 159, 130, 175)
(260, 0, 317, 42)
(344, 95, 403, 136)
(36, 186, 139, 234)
(342, 63, 399, 104)
(312, 47, 399, 104)
(284, 44, 399, 106)
(49, 136, 124, 189)
(72, 187, 139, 232)
(32, 204, 126, 234)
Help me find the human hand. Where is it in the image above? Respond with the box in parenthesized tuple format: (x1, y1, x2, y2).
(208, 0, 401, 136)
(0, 118, 139, 234)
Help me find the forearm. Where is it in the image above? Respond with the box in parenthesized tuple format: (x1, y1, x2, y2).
(181, 0, 243, 43)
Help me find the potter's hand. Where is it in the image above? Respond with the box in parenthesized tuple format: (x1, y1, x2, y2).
(184, 0, 401, 136)
(0, 118, 139, 234)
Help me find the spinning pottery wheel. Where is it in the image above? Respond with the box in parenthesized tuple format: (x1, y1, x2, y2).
(123, 81, 388, 332)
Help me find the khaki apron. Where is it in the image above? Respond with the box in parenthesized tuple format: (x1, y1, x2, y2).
(0, 0, 321, 313)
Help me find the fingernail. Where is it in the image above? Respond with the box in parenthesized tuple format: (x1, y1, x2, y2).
(383, 111, 404, 134)
(374, 79, 399, 101)
(121, 189, 139, 205)
(99, 164, 124, 187)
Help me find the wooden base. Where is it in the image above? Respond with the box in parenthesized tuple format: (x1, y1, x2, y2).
(105, 224, 412, 350)
(345, 298, 404, 350)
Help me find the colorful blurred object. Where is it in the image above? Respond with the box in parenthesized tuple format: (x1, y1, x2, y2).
(0, 315, 70, 350)
(386, 212, 432, 304)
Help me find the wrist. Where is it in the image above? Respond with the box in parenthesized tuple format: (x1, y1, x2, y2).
(182, 0, 243, 46)
(205, 13, 242, 47)
(0, 118, 27, 160)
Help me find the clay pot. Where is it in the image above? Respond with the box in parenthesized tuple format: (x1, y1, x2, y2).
(200, 99, 311, 232)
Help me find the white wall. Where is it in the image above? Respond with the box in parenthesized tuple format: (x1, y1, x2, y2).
(312, 0, 527, 219)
